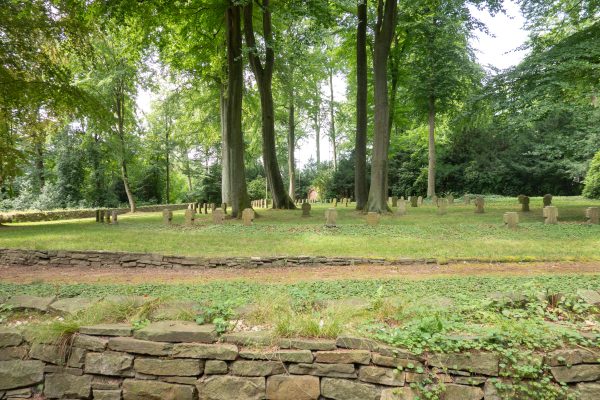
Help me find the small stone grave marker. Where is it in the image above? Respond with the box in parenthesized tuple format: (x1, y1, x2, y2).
(104, 211, 111, 223)
(474, 196, 485, 213)
(543, 206, 558, 224)
(392, 196, 398, 207)
(396, 199, 406, 216)
(333, 198, 338, 208)
(242, 208, 255, 226)
(437, 198, 448, 215)
(366, 212, 380, 226)
(417, 196, 423, 206)
(447, 194, 454, 204)
(163, 209, 173, 225)
(431, 195, 438, 206)
(585, 207, 599, 225)
(301, 202, 311, 217)
(503, 212, 519, 229)
(521, 196, 530, 212)
(410, 196, 418, 207)
(111, 210, 118, 225)
(325, 208, 337, 227)
(213, 208, 225, 224)
(184, 209, 195, 226)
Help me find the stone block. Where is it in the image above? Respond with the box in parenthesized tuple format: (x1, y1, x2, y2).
(73, 334, 108, 351)
(314, 350, 370, 365)
(336, 335, 379, 351)
(6, 295, 55, 312)
(231, 360, 285, 377)
(443, 384, 484, 400)
(44, 373, 91, 399)
(242, 208, 255, 226)
(320, 377, 380, 400)
(84, 352, 134, 377)
(134, 321, 217, 343)
(381, 387, 419, 400)
(366, 212, 380, 226)
(288, 363, 356, 378)
(240, 349, 313, 363)
(0, 329, 22, 348)
(49, 297, 97, 315)
(358, 366, 404, 386)
(551, 364, 600, 382)
(91, 376, 122, 390)
(576, 383, 600, 400)
(122, 379, 196, 400)
(196, 375, 265, 400)
(29, 343, 64, 365)
(503, 212, 519, 229)
(67, 347, 86, 368)
(212, 209, 225, 224)
(172, 343, 238, 360)
(372, 354, 423, 370)
(222, 331, 273, 347)
(108, 337, 172, 356)
(0, 360, 44, 390)
(204, 360, 228, 375)
(266, 375, 320, 400)
(79, 323, 133, 337)
(289, 338, 336, 351)
(0, 346, 28, 361)
(543, 206, 558, 224)
(546, 348, 599, 366)
(577, 289, 600, 306)
(93, 389, 122, 400)
(133, 358, 202, 376)
(428, 352, 499, 376)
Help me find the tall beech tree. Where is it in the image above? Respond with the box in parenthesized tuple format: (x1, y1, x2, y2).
(243, 0, 295, 209)
(367, 0, 397, 213)
(354, 0, 368, 210)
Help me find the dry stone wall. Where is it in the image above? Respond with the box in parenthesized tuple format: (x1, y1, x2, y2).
(0, 249, 437, 269)
(1, 204, 189, 224)
(0, 323, 599, 399)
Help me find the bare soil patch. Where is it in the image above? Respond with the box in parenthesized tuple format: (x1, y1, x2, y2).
(2, 261, 599, 285)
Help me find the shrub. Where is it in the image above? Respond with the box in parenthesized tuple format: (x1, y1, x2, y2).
(582, 150, 600, 199)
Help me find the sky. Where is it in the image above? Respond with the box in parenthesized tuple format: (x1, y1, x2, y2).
(138, 0, 530, 168)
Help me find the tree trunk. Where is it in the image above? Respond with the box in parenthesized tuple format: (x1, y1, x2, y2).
(219, 85, 230, 205)
(367, 0, 397, 213)
(243, 0, 295, 209)
(34, 139, 45, 189)
(355, 0, 368, 210)
(328, 68, 337, 170)
(165, 112, 170, 204)
(288, 89, 296, 199)
(225, 2, 250, 217)
(116, 81, 136, 213)
(427, 94, 436, 198)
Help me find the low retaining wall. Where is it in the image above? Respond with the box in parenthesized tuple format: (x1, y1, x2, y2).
(0, 323, 598, 399)
(0, 204, 189, 223)
(0, 249, 436, 269)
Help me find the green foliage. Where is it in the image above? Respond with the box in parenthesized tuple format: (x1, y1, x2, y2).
(583, 150, 600, 199)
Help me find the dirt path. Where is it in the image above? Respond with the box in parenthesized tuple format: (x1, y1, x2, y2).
(2, 261, 599, 285)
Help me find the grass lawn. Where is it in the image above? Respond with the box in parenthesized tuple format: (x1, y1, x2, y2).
(1, 196, 599, 261)
(1, 273, 599, 353)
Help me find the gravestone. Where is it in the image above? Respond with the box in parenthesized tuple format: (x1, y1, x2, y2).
(417, 196, 423, 206)
(503, 212, 519, 229)
(184, 209, 195, 226)
(213, 208, 225, 224)
(366, 212, 380, 226)
(111, 210, 118, 225)
(242, 208, 255, 226)
(392, 196, 398, 207)
(474, 196, 485, 213)
(211, 203, 216, 212)
(437, 198, 448, 215)
(221, 203, 228, 215)
(585, 207, 599, 224)
(517, 194, 526, 204)
(95, 210, 100, 223)
(325, 208, 337, 227)
(447, 194, 454, 204)
(162, 209, 173, 225)
(521, 196, 530, 212)
(431, 195, 438, 206)
(543, 194, 553, 207)
(543, 206, 558, 224)
(410, 196, 418, 207)
(463, 195, 471, 205)
(204, 203, 208, 214)
(104, 211, 111, 223)
(333, 198, 338, 208)
(396, 199, 406, 216)
(302, 202, 311, 217)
